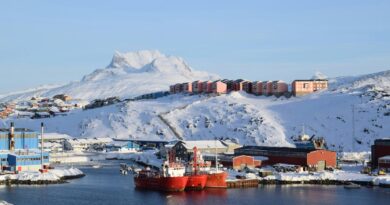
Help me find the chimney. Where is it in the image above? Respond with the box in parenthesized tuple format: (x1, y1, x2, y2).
(9, 122, 15, 151)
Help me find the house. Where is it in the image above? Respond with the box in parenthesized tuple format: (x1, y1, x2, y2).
(292, 80, 313, 96)
(243, 81, 253, 93)
(202, 81, 213, 93)
(182, 82, 192, 93)
(235, 146, 337, 171)
(32, 112, 51, 119)
(222, 79, 234, 92)
(174, 83, 183, 93)
(169, 85, 175, 93)
(172, 140, 241, 161)
(233, 79, 246, 91)
(292, 79, 328, 96)
(251, 81, 262, 95)
(312, 79, 328, 92)
(192, 80, 203, 93)
(262, 81, 273, 96)
(53, 94, 72, 102)
(232, 155, 268, 171)
(272, 80, 288, 97)
(371, 138, 390, 169)
(212, 81, 227, 94)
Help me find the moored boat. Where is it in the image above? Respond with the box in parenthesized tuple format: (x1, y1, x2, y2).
(206, 170, 228, 188)
(134, 151, 188, 192)
(185, 147, 208, 190)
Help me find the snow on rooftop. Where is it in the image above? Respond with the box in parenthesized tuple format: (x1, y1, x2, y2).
(181, 140, 227, 150)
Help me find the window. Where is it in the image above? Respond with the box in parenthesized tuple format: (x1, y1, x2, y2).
(303, 83, 309, 89)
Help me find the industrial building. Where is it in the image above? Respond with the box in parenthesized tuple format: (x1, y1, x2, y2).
(172, 140, 241, 161)
(234, 146, 337, 171)
(232, 155, 268, 171)
(371, 138, 390, 170)
(0, 123, 49, 172)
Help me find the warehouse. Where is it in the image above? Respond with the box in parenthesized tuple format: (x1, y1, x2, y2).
(0, 123, 50, 172)
(232, 155, 268, 171)
(234, 146, 337, 171)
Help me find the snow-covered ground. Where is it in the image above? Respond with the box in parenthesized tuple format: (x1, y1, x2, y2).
(0, 168, 83, 183)
(3, 70, 389, 152)
(0, 50, 388, 152)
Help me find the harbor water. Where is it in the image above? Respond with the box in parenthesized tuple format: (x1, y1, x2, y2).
(0, 162, 389, 205)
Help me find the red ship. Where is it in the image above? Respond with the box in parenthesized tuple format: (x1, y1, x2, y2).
(185, 147, 208, 190)
(134, 151, 188, 192)
(205, 171, 228, 188)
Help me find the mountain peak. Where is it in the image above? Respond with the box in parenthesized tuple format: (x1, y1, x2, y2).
(107, 50, 165, 69)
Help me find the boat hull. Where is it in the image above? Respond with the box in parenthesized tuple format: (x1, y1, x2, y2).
(206, 172, 228, 188)
(134, 176, 189, 192)
(185, 174, 208, 190)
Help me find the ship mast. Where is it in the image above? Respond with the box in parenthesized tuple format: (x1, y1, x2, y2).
(215, 137, 218, 171)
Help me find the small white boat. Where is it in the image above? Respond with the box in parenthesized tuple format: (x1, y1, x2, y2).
(92, 165, 102, 169)
(344, 182, 361, 189)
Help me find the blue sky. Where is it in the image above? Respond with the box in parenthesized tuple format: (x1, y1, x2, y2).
(0, 0, 389, 93)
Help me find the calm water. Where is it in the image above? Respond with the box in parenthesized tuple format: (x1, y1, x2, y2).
(0, 162, 389, 205)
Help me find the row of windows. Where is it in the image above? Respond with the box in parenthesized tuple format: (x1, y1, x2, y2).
(16, 156, 48, 162)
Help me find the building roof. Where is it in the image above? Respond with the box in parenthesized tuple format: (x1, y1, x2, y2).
(379, 155, 390, 160)
(235, 145, 334, 154)
(0, 128, 35, 133)
(179, 140, 227, 150)
(39, 132, 72, 140)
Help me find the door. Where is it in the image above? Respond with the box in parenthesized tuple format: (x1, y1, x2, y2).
(317, 161, 325, 171)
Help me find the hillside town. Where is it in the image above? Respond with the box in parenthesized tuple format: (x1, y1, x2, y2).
(0, 95, 89, 119)
(2, 118, 388, 190)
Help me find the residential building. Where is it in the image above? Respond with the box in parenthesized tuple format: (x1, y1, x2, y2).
(243, 81, 253, 93)
(212, 81, 227, 94)
(292, 79, 328, 96)
(202, 81, 213, 93)
(233, 79, 246, 91)
(262, 81, 273, 96)
(192, 80, 203, 93)
(251, 81, 262, 95)
(272, 80, 288, 97)
(182, 82, 192, 93)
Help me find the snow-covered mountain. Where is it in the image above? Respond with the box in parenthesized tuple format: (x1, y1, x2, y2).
(4, 70, 389, 152)
(0, 50, 218, 102)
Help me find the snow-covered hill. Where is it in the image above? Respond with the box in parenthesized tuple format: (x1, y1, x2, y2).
(4, 70, 389, 152)
(0, 50, 218, 102)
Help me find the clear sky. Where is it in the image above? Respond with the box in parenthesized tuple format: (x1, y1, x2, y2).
(1, 0, 389, 93)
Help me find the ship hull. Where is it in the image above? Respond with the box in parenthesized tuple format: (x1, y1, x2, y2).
(185, 174, 208, 190)
(205, 172, 228, 188)
(134, 176, 189, 192)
